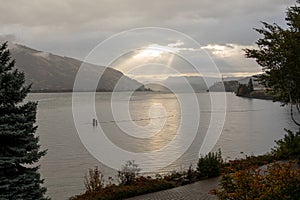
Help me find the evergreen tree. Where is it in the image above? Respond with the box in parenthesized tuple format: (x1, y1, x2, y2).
(247, 78, 254, 92)
(236, 83, 250, 96)
(0, 42, 49, 199)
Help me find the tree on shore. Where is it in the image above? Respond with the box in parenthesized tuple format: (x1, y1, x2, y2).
(0, 42, 49, 199)
(236, 78, 254, 96)
(244, 0, 300, 126)
(247, 78, 254, 92)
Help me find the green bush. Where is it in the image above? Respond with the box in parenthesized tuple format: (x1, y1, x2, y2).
(272, 129, 300, 159)
(197, 149, 223, 178)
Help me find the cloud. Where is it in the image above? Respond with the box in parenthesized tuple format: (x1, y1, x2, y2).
(106, 40, 261, 82)
(0, 0, 294, 37)
(0, 0, 296, 77)
(167, 41, 185, 48)
(201, 43, 261, 73)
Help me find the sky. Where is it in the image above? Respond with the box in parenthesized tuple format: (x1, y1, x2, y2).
(0, 0, 296, 81)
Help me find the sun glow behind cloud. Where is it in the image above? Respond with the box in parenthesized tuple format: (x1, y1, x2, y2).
(133, 47, 164, 59)
(132, 43, 179, 59)
(111, 43, 182, 82)
(110, 41, 262, 83)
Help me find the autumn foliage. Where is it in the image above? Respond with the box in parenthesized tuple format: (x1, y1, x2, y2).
(215, 161, 300, 200)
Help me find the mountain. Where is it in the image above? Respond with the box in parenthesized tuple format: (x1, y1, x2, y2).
(164, 76, 208, 92)
(9, 43, 144, 92)
(208, 75, 265, 92)
(208, 80, 239, 92)
(146, 76, 208, 93)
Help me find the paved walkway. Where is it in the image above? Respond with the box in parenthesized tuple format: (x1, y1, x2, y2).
(125, 177, 220, 200)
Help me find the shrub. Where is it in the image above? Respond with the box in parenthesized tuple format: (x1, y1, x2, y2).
(272, 129, 300, 159)
(163, 170, 182, 182)
(162, 164, 197, 186)
(186, 164, 197, 181)
(71, 175, 175, 200)
(222, 154, 275, 174)
(84, 166, 104, 193)
(215, 161, 300, 200)
(197, 149, 223, 178)
(98, 178, 175, 200)
(118, 160, 141, 185)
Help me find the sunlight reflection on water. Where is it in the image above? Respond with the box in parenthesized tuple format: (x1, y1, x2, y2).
(27, 92, 297, 199)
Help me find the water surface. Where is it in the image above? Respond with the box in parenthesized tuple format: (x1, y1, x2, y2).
(27, 92, 297, 199)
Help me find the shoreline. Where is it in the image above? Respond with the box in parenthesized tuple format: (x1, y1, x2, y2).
(236, 90, 273, 100)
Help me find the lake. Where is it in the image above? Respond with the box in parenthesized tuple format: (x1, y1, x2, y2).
(27, 92, 297, 200)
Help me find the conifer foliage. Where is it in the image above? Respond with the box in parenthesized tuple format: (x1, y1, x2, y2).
(0, 42, 48, 199)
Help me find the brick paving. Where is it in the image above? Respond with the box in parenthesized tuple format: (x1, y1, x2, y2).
(125, 177, 220, 200)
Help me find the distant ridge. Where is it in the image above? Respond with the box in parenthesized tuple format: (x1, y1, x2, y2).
(208, 75, 264, 92)
(9, 43, 144, 92)
(164, 76, 208, 93)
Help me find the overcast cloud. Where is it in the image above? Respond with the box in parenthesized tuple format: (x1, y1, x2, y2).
(0, 0, 296, 78)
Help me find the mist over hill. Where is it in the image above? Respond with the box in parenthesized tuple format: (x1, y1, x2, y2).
(145, 75, 264, 93)
(9, 43, 144, 92)
(164, 76, 208, 93)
